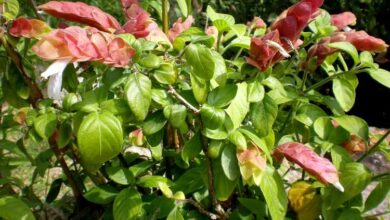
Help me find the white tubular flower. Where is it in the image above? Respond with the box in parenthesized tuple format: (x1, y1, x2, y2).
(41, 59, 71, 100)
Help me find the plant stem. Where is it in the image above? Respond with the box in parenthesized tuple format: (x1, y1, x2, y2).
(179, 199, 218, 219)
(162, 0, 169, 34)
(216, 32, 222, 52)
(168, 85, 200, 114)
(358, 129, 390, 162)
(303, 69, 365, 94)
(372, 172, 390, 182)
(0, 37, 43, 107)
(28, 0, 43, 20)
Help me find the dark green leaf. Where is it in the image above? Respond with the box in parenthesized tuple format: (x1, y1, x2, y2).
(190, 73, 209, 104)
(0, 196, 35, 220)
(185, 44, 215, 80)
(214, 158, 238, 201)
(201, 105, 225, 130)
(167, 207, 184, 220)
(221, 144, 240, 180)
(142, 111, 167, 135)
(364, 179, 390, 212)
(207, 84, 237, 108)
(106, 166, 135, 185)
(251, 95, 278, 137)
(182, 132, 202, 165)
(46, 178, 62, 203)
(333, 115, 369, 141)
(84, 186, 118, 205)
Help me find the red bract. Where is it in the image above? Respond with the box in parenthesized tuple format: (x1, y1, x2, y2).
(38, 1, 120, 33)
(247, 30, 281, 71)
(274, 142, 343, 191)
(168, 16, 194, 42)
(271, 0, 323, 42)
(120, 4, 153, 38)
(9, 17, 51, 38)
(306, 32, 347, 65)
(345, 31, 388, 52)
(32, 27, 135, 67)
(331, 12, 356, 30)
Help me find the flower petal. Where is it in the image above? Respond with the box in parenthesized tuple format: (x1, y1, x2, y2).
(331, 12, 357, 30)
(9, 17, 51, 38)
(41, 59, 71, 79)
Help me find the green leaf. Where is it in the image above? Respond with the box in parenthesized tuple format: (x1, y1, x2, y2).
(34, 113, 57, 139)
(129, 160, 156, 177)
(239, 127, 272, 162)
(125, 73, 152, 121)
(333, 78, 355, 112)
(225, 83, 249, 130)
(221, 143, 240, 180)
(176, 0, 188, 17)
(250, 95, 278, 137)
(331, 145, 353, 169)
(206, 6, 235, 32)
(238, 198, 266, 218)
(164, 104, 187, 129)
(333, 115, 369, 141)
(359, 51, 375, 68)
(172, 166, 205, 194)
(58, 121, 72, 148)
(228, 130, 247, 150)
(247, 81, 265, 103)
(201, 104, 225, 130)
(185, 44, 215, 80)
(153, 63, 177, 85)
(106, 166, 135, 185)
(190, 73, 209, 104)
(46, 179, 62, 203)
(323, 162, 371, 209)
(259, 167, 288, 220)
(0, 196, 35, 220)
(113, 188, 144, 220)
(337, 208, 362, 220)
(3, 0, 19, 21)
(77, 112, 123, 171)
(313, 117, 350, 144)
(207, 84, 237, 108)
(167, 207, 184, 220)
(139, 53, 161, 69)
(364, 179, 390, 212)
(181, 132, 202, 165)
(368, 68, 390, 88)
(328, 42, 359, 65)
(137, 176, 172, 188)
(223, 36, 251, 52)
(295, 104, 327, 126)
(84, 186, 118, 205)
(214, 157, 238, 201)
(142, 111, 167, 135)
(211, 50, 227, 86)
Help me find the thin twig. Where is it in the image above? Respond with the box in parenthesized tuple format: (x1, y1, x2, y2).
(162, 0, 169, 34)
(28, 0, 43, 20)
(168, 86, 200, 114)
(199, 124, 227, 219)
(180, 199, 218, 219)
(358, 130, 390, 162)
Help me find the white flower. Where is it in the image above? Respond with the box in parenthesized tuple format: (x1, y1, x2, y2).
(41, 59, 71, 100)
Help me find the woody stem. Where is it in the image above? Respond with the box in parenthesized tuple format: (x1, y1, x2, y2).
(162, 0, 169, 34)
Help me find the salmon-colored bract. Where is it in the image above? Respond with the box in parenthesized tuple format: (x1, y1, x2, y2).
(9, 17, 51, 38)
(38, 1, 121, 33)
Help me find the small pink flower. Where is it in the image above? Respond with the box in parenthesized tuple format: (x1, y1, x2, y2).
(168, 16, 194, 42)
(38, 1, 120, 33)
(248, 16, 266, 29)
(331, 12, 357, 30)
(237, 146, 267, 181)
(274, 142, 343, 192)
(9, 17, 51, 38)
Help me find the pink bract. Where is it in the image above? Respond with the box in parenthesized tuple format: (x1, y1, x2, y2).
(331, 12, 357, 30)
(168, 16, 194, 42)
(9, 17, 51, 38)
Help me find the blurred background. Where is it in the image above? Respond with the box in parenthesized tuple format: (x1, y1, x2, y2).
(21, 0, 390, 127)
